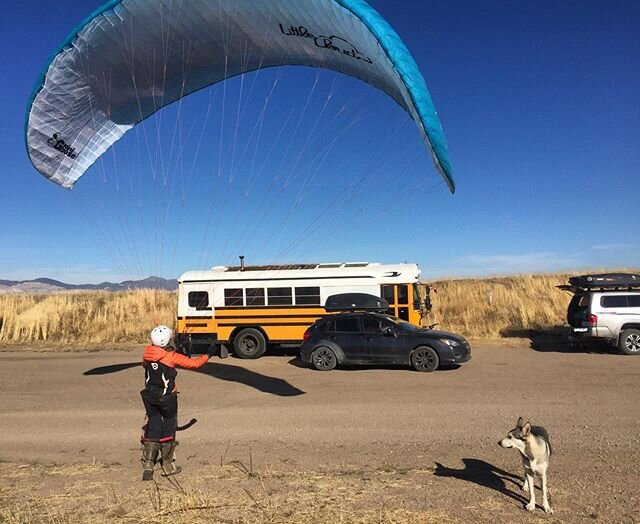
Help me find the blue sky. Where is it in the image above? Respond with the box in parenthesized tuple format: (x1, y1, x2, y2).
(2, 1, 638, 284)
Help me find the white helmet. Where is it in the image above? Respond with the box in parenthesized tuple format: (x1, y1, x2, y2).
(150, 325, 173, 348)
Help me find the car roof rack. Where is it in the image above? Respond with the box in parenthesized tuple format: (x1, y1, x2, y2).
(558, 273, 640, 292)
(324, 293, 389, 312)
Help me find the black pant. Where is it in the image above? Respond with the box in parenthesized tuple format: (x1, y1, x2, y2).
(141, 390, 178, 442)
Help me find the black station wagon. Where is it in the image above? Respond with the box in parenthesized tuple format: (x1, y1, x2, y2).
(300, 311, 471, 371)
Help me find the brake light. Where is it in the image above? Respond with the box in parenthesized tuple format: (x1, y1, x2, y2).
(303, 330, 311, 341)
(587, 314, 598, 326)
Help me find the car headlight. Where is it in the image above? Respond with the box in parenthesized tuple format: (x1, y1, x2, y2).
(439, 338, 461, 347)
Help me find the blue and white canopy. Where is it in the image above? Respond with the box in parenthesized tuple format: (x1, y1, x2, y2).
(26, 0, 455, 191)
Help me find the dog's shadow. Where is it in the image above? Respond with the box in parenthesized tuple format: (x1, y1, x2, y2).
(434, 458, 527, 504)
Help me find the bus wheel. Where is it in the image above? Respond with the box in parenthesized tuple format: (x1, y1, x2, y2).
(233, 328, 267, 359)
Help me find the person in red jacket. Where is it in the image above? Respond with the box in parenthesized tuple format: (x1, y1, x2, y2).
(140, 325, 210, 481)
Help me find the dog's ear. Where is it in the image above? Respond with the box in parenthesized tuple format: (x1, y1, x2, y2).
(522, 422, 531, 437)
(516, 417, 524, 428)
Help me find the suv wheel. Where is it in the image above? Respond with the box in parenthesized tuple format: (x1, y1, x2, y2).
(618, 329, 640, 355)
(310, 347, 337, 371)
(411, 346, 439, 372)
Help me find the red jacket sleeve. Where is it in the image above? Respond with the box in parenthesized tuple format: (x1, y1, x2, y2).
(161, 352, 210, 370)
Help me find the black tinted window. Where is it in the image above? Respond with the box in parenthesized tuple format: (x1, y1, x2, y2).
(268, 287, 292, 305)
(601, 296, 629, 308)
(246, 288, 265, 306)
(628, 295, 640, 307)
(334, 317, 361, 333)
(295, 286, 320, 305)
(314, 319, 330, 332)
(362, 315, 383, 333)
(224, 288, 243, 306)
(188, 291, 209, 308)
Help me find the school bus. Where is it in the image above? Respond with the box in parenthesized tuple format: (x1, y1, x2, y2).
(175, 262, 431, 358)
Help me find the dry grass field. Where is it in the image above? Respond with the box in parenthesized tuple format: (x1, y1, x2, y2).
(0, 462, 459, 524)
(429, 272, 575, 338)
(0, 270, 637, 346)
(0, 290, 175, 346)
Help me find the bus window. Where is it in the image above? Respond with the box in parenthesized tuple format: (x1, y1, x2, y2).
(268, 287, 293, 305)
(397, 285, 408, 305)
(398, 307, 409, 321)
(188, 291, 210, 309)
(412, 283, 422, 309)
(381, 285, 394, 304)
(295, 286, 320, 305)
(246, 288, 265, 306)
(224, 288, 243, 306)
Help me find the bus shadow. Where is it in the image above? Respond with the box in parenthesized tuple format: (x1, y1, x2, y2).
(83, 361, 305, 397)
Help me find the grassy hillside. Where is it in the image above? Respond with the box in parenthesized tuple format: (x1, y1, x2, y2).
(428, 272, 574, 338)
(0, 271, 635, 346)
(0, 290, 174, 346)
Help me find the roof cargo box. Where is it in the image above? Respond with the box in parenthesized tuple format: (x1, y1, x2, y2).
(568, 273, 640, 290)
(324, 293, 389, 312)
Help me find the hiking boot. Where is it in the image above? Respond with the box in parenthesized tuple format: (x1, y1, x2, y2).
(141, 441, 160, 481)
(160, 441, 182, 476)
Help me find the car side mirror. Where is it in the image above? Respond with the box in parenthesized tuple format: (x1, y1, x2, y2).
(382, 327, 396, 337)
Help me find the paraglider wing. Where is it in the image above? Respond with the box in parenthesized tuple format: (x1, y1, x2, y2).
(26, 0, 454, 192)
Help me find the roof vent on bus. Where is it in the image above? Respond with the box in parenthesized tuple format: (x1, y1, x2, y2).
(344, 262, 369, 267)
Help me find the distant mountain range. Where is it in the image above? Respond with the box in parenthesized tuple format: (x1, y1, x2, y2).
(0, 276, 178, 294)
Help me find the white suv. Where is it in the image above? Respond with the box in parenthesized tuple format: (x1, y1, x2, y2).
(560, 274, 640, 355)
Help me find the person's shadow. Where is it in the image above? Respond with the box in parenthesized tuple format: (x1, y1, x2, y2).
(434, 458, 527, 504)
(83, 361, 305, 397)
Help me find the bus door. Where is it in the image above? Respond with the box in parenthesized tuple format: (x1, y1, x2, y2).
(380, 284, 410, 321)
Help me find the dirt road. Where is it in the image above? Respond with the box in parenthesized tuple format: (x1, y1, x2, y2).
(1, 340, 639, 523)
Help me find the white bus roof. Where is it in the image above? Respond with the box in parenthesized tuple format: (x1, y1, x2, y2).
(179, 262, 420, 283)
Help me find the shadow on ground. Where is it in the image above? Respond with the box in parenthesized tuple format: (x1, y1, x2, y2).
(287, 356, 460, 372)
(501, 327, 615, 354)
(434, 458, 526, 505)
(197, 361, 305, 396)
(83, 362, 140, 375)
(83, 361, 305, 397)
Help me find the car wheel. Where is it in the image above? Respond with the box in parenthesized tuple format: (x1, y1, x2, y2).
(411, 346, 439, 372)
(310, 347, 337, 371)
(233, 328, 267, 359)
(618, 329, 640, 355)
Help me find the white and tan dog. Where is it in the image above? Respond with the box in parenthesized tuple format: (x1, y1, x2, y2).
(499, 417, 553, 513)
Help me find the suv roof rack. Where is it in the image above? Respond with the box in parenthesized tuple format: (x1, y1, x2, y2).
(558, 273, 640, 292)
(324, 293, 389, 312)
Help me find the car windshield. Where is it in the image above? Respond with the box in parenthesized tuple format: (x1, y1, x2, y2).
(383, 315, 424, 332)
